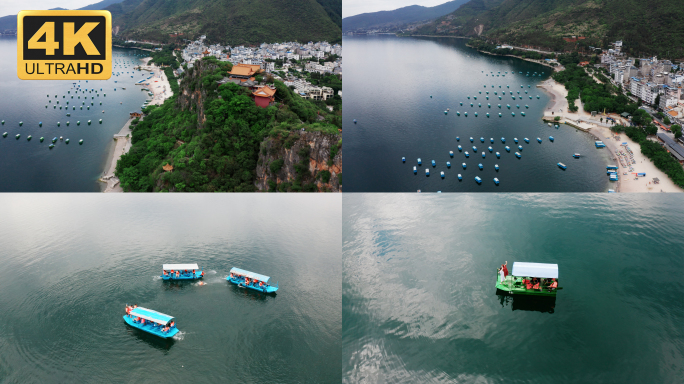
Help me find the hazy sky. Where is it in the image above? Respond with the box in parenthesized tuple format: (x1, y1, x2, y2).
(344, 0, 447, 18)
(0, 1, 98, 18)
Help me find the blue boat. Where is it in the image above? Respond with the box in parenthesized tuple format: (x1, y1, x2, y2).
(480, 137, 485, 143)
(495, 164, 499, 171)
(426, 169, 430, 176)
(458, 174, 463, 180)
(161, 264, 203, 280)
(496, 152, 501, 158)
(465, 151, 470, 158)
(478, 163, 483, 170)
(494, 178, 500, 185)
(488, 146, 493, 152)
(481, 151, 486, 158)
(609, 173, 618, 181)
(515, 152, 522, 158)
(574, 153, 581, 158)
(558, 162, 567, 170)
(418, 158, 422, 165)
(606, 165, 618, 170)
(537, 137, 542, 143)
(440, 171, 445, 178)
(475, 176, 482, 184)
(447, 161, 451, 168)
(449, 151, 454, 158)
(402, 157, 406, 163)
(518, 145, 523, 151)
(473, 146, 477, 152)
(456, 137, 460, 141)
(524, 138, 530, 143)
(501, 137, 506, 143)
(470, 137, 474, 142)
(549, 136, 554, 142)
(432, 160, 436, 167)
(505, 146, 511, 152)
(458, 145, 462, 151)
(413, 166, 417, 174)
(123, 307, 179, 338)
(595, 141, 606, 148)
(227, 267, 279, 293)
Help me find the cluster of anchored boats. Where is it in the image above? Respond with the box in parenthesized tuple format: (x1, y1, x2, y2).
(124, 264, 278, 339)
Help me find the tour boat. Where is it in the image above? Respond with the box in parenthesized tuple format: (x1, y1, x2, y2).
(558, 162, 567, 170)
(123, 307, 179, 338)
(227, 267, 278, 293)
(595, 141, 606, 148)
(161, 264, 203, 280)
(495, 262, 559, 297)
(606, 165, 618, 170)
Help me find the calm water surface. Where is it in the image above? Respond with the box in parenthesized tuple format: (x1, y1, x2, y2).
(0, 36, 149, 191)
(0, 194, 341, 383)
(343, 35, 612, 192)
(343, 194, 684, 383)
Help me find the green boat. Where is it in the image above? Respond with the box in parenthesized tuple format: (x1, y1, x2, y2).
(495, 262, 559, 297)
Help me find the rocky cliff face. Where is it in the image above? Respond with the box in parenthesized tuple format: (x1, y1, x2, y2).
(176, 60, 217, 128)
(256, 131, 342, 192)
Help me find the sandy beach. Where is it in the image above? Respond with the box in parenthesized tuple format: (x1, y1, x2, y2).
(99, 57, 173, 192)
(538, 78, 683, 193)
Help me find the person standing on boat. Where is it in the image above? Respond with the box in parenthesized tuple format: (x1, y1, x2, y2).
(498, 267, 505, 285)
(502, 261, 509, 278)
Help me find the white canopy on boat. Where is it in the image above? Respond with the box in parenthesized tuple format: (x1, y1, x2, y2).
(512, 262, 558, 278)
(130, 307, 174, 325)
(163, 264, 199, 271)
(230, 267, 270, 283)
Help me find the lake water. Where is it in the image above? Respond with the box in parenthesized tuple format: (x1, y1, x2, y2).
(0, 194, 341, 383)
(343, 193, 684, 383)
(343, 35, 612, 192)
(0, 36, 149, 191)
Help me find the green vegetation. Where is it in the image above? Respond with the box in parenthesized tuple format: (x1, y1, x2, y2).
(411, 0, 684, 59)
(269, 159, 285, 174)
(149, 45, 180, 69)
(110, 0, 341, 45)
(115, 57, 340, 192)
(553, 64, 639, 114)
(672, 124, 683, 139)
(611, 125, 684, 187)
(467, 40, 553, 61)
(163, 67, 180, 95)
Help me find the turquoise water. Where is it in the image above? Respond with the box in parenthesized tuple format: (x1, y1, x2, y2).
(0, 194, 342, 383)
(343, 35, 612, 192)
(343, 194, 684, 382)
(0, 36, 149, 191)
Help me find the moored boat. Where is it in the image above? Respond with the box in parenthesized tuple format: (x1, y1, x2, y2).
(161, 263, 204, 280)
(227, 267, 278, 293)
(123, 306, 179, 338)
(558, 162, 567, 170)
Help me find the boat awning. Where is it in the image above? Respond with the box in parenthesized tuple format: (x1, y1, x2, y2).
(163, 263, 199, 271)
(130, 307, 174, 325)
(512, 262, 558, 278)
(230, 267, 270, 283)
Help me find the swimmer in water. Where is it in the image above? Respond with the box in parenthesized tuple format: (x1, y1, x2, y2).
(198, 281, 206, 286)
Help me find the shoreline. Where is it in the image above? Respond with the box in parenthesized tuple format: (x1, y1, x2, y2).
(537, 78, 683, 193)
(99, 57, 173, 193)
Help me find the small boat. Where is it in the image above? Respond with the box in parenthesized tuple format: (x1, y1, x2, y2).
(488, 146, 493, 152)
(524, 138, 530, 143)
(465, 151, 469, 158)
(462, 163, 467, 169)
(426, 169, 430, 176)
(49, 144, 55, 149)
(227, 267, 278, 293)
(493, 178, 500, 185)
(518, 145, 523, 151)
(473, 146, 477, 152)
(478, 163, 483, 170)
(458, 145, 462, 151)
(440, 171, 445, 178)
(431, 160, 436, 167)
(505, 146, 511, 152)
(418, 158, 422, 165)
(495, 164, 499, 171)
(52, 137, 58, 143)
(480, 137, 485, 143)
(15, 134, 20, 139)
(606, 165, 618, 170)
(495, 262, 559, 296)
(475, 176, 482, 184)
(609, 173, 618, 181)
(458, 174, 462, 180)
(65, 138, 69, 144)
(413, 166, 417, 174)
(496, 152, 500, 158)
(470, 137, 474, 142)
(161, 264, 204, 280)
(514, 138, 518, 143)
(456, 137, 460, 141)
(481, 151, 486, 158)
(558, 162, 567, 170)
(79, 139, 83, 145)
(60, 136, 63, 141)
(573, 154, 581, 158)
(537, 137, 542, 143)
(549, 136, 554, 142)
(501, 138, 505, 143)
(40, 137, 44, 142)
(449, 151, 454, 158)
(123, 307, 179, 338)
(595, 141, 606, 148)
(447, 162, 451, 168)
(402, 157, 406, 163)
(515, 152, 521, 158)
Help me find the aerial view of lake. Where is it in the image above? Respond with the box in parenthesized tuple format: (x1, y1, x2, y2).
(343, 35, 613, 192)
(343, 193, 684, 382)
(0, 36, 149, 191)
(0, 194, 341, 383)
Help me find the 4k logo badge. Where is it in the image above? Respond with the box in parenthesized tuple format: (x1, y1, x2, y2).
(17, 10, 111, 80)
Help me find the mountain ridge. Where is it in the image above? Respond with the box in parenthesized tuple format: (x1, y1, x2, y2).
(342, 0, 470, 32)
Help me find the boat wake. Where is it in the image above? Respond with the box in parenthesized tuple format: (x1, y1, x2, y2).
(172, 331, 185, 341)
(152, 276, 162, 281)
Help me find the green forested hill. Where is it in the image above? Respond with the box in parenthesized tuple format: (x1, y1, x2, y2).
(411, 0, 684, 58)
(109, 0, 341, 44)
(342, 0, 470, 32)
